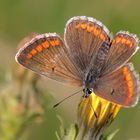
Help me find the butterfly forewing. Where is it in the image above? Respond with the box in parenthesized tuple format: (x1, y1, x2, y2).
(102, 31, 139, 75)
(94, 63, 140, 107)
(64, 16, 110, 73)
(15, 33, 82, 86)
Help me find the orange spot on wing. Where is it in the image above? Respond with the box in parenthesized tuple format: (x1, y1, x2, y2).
(128, 81, 133, 87)
(125, 39, 133, 48)
(115, 37, 122, 44)
(24, 60, 29, 65)
(93, 27, 101, 36)
(99, 33, 106, 41)
(31, 49, 37, 55)
(50, 41, 56, 46)
(126, 39, 131, 46)
(128, 88, 133, 97)
(27, 53, 32, 59)
(81, 23, 87, 29)
(87, 25, 94, 32)
(42, 41, 49, 48)
(129, 43, 133, 48)
(121, 38, 126, 44)
(125, 73, 132, 81)
(55, 39, 61, 46)
(111, 40, 115, 44)
(36, 45, 43, 52)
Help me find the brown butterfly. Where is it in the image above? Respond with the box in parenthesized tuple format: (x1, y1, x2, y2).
(15, 16, 140, 107)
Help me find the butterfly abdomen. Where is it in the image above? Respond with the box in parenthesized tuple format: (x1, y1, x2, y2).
(96, 41, 110, 64)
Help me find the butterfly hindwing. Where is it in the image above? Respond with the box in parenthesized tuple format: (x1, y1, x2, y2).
(94, 63, 140, 107)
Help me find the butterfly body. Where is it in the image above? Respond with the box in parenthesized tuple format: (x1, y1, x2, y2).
(83, 39, 111, 96)
(15, 16, 140, 108)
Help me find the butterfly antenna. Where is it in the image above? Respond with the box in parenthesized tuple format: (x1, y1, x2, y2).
(53, 89, 82, 108)
(88, 96, 98, 118)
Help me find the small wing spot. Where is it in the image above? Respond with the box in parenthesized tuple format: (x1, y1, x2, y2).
(121, 38, 126, 44)
(27, 53, 32, 59)
(93, 27, 101, 36)
(42, 41, 49, 48)
(114, 37, 121, 44)
(36, 45, 43, 52)
(128, 87, 133, 95)
(81, 23, 87, 29)
(23, 60, 29, 65)
(55, 39, 61, 46)
(129, 43, 133, 48)
(126, 39, 131, 46)
(110, 89, 114, 95)
(123, 67, 128, 73)
(52, 66, 56, 72)
(87, 25, 94, 32)
(128, 81, 133, 87)
(116, 37, 121, 43)
(100, 33, 106, 41)
(129, 88, 134, 96)
(31, 49, 37, 55)
(50, 41, 56, 46)
(111, 39, 115, 44)
(126, 73, 131, 81)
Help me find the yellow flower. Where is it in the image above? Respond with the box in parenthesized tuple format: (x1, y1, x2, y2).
(76, 92, 121, 140)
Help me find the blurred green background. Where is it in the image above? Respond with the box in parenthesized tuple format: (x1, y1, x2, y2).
(0, 0, 140, 140)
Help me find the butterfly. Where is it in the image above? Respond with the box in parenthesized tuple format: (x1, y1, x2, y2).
(15, 16, 140, 107)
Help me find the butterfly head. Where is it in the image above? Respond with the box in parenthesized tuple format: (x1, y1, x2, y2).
(83, 88, 93, 98)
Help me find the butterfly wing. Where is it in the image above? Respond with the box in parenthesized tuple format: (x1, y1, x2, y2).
(64, 16, 110, 73)
(101, 31, 139, 75)
(15, 33, 82, 86)
(94, 63, 140, 107)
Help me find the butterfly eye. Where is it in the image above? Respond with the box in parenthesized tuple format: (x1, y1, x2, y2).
(83, 89, 85, 92)
(88, 88, 93, 94)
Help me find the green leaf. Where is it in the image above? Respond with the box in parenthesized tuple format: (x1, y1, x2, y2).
(104, 129, 119, 140)
(63, 124, 77, 140)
